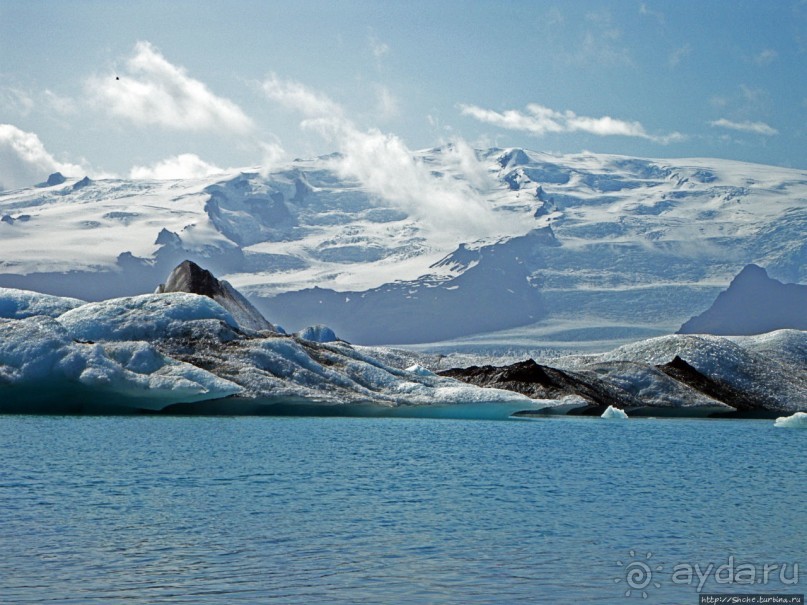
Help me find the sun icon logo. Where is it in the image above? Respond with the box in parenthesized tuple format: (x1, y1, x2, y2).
(615, 550, 663, 599)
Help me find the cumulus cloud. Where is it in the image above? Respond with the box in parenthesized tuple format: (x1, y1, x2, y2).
(261, 76, 516, 240)
(709, 118, 778, 136)
(87, 41, 252, 133)
(129, 153, 225, 180)
(460, 103, 683, 144)
(0, 124, 85, 191)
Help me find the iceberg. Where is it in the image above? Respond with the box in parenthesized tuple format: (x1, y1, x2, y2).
(774, 412, 807, 428)
(58, 292, 240, 342)
(0, 287, 84, 319)
(601, 405, 629, 419)
(296, 324, 338, 343)
(0, 316, 241, 412)
(406, 364, 434, 376)
(0, 263, 541, 418)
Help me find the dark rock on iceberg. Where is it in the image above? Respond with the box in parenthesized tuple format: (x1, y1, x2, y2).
(442, 336, 805, 418)
(655, 355, 764, 414)
(679, 264, 807, 335)
(157, 260, 275, 333)
(439, 358, 638, 415)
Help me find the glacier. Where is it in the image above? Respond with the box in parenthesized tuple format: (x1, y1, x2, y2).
(1, 147, 805, 345)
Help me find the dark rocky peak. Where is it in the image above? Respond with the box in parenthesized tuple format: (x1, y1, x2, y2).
(157, 260, 275, 333)
(41, 172, 66, 187)
(154, 228, 182, 247)
(678, 264, 807, 335)
(72, 176, 92, 191)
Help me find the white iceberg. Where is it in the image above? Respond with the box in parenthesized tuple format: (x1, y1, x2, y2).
(0, 282, 540, 418)
(58, 292, 239, 342)
(601, 405, 629, 419)
(774, 412, 807, 428)
(405, 363, 434, 376)
(0, 287, 84, 319)
(296, 324, 338, 343)
(0, 316, 241, 412)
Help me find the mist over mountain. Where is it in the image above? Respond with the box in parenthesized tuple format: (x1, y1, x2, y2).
(1, 147, 804, 345)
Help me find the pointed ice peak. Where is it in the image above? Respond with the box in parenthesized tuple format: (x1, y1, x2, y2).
(157, 260, 275, 333)
(154, 228, 181, 247)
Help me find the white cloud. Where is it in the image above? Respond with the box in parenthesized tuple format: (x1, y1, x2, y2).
(709, 118, 778, 136)
(0, 124, 85, 191)
(669, 43, 692, 68)
(375, 85, 400, 121)
(129, 153, 225, 180)
(262, 76, 516, 240)
(459, 103, 683, 144)
(43, 89, 78, 116)
(261, 73, 343, 118)
(0, 87, 34, 116)
(369, 35, 390, 60)
(639, 3, 665, 24)
(576, 10, 633, 66)
(87, 41, 252, 133)
(257, 140, 286, 170)
(753, 49, 777, 66)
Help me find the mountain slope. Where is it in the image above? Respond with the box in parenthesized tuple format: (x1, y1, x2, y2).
(1, 148, 805, 344)
(678, 264, 807, 335)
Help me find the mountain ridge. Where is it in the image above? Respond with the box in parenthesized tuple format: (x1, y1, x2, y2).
(679, 264, 807, 335)
(1, 147, 805, 345)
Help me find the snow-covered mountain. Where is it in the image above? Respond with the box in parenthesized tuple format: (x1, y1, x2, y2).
(1, 147, 805, 345)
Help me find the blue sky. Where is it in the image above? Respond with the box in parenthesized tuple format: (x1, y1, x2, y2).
(1, 0, 805, 188)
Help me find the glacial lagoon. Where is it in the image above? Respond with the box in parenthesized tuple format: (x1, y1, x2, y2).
(1, 414, 804, 604)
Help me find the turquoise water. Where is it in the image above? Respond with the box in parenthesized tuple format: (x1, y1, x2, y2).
(0, 416, 804, 604)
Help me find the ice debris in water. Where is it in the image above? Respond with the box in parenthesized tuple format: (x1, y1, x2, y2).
(774, 412, 807, 428)
(601, 405, 629, 419)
